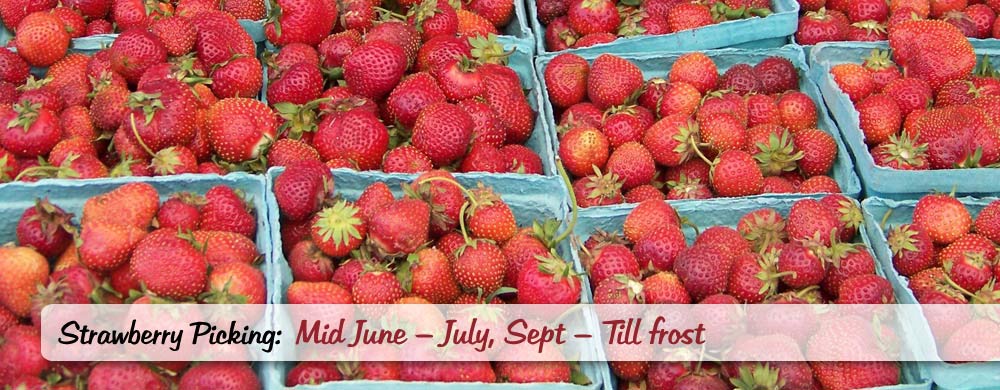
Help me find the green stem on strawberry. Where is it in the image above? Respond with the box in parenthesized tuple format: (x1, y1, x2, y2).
(943, 273, 977, 297)
(128, 114, 156, 157)
(374, 7, 407, 20)
(688, 136, 714, 166)
(457, 201, 472, 245)
(551, 161, 579, 246)
(416, 176, 480, 209)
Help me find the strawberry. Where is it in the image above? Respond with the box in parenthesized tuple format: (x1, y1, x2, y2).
(621, 200, 680, 244)
(274, 159, 333, 222)
(974, 199, 1000, 243)
(871, 132, 930, 170)
(469, 0, 514, 26)
(129, 229, 207, 300)
(592, 274, 643, 304)
(267, 62, 323, 106)
(572, 170, 624, 207)
(890, 20, 975, 89)
(403, 247, 460, 303)
(343, 41, 408, 100)
(406, 0, 459, 41)
(669, 52, 718, 94)
(847, 0, 889, 21)
(206, 98, 279, 163)
(129, 79, 200, 153)
(673, 245, 730, 301)
(495, 359, 572, 384)
(82, 182, 159, 228)
(710, 150, 764, 197)
(365, 20, 422, 63)
(737, 208, 786, 252)
(190, 230, 258, 266)
(87, 362, 168, 390)
(746, 95, 782, 128)
(798, 174, 841, 193)
(559, 102, 604, 128)
(0, 246, 48, 317)
(787, 198, 840, 245)
(264, 0, 335, 47)
(694, 226, 752, 264)
(310, 200, 366, 258)
(588, 54, 644, 109)
(719, 63, 762, 94)
(16, 198, 73, 259)
(820, 194, 862, 241)
(601, 110, 645, 148)
(790, 128, 836, 178)
(383, 145, 433, 173)
(178, 362, 261, 390)
(913, 193, 971, 244)
(352, 265, 404, 304)
(777, 241, 827, 288)
(199, 185, 257, 238)
(754, 56, 799, 94)
(517, 255, 582, 304)
(795, 8, 848, 44)
(314, 109, 389, 171)
(288, 240, 334, 282)
(386, 72, 447, 129)
(191, 10, 257, 67)
(480, 64, 535, 144)
(811, 362, 899, 390)
(727, 252, 779, 303)
(356, 182, 395, 224)
(776, 91, 817, 131)
(287, 281, 352, 304)
(544, 53, 590, 109)
(882, 77, 933, 117)
(400, 361, 496, 382)
(1, 102, 62, 158)
(559, 126, 610, 177)
(438, 236, 503, 295)
(643, 270, 691, 303)
(567, 0, 619, 35)
(14, 11, 70, 67)
(642, 114, 696, 167)
(464, 184, 517, 242)
(460, 143, 507, 173)
(624, 184, 664, 203)
(411, 102, 474, 167)
(940, 233, 995, 292)
(369, 198, 430, 255)
(0, 50, 29, 84)
(286, 362, 342, 386)
(500, 144, 543, 174)
(583, 243, 640, 288)
(666, 2, 712, 31)
(887, 223, 936, 277)
(605, 142, 656, 190)
(830, 63, 876, 103)
(202, 261, 266, 304)
(109, 29, 168, 86)
(966, 4, 996, 38)
(822, 243, 875, 296)
(855, 93, 904, 147)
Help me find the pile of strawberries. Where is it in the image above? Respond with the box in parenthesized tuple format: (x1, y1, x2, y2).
(0, 182, 264, 388)
(544, 52, 842, 207)
(536, 0, 773, 51)
(795, 0, 1000, 44)
(274, 161, 589, 384)
(0, 8, 273, 181)
(261, 26, 542, 175)
(0, 0, 265, 39)
(885, 194, 1000, 360)
(582, 197, 901, 389)
(830, 20, 1000, 170)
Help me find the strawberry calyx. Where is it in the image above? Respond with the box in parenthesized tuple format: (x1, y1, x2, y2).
(15, 76, 52, 93)
(665, 174, 706, 199)
(150, 147, 185, 175)
(886, 224, 921, 256)
(469, 34, 513, 65)
(8, 102, 43, 133)
(14, 155, 81, 181)
(863, 49, 894, 71)
(172, 54, 213, 86)
(199, 278, 250, 304)
(406, 0, 443, 32)
(612, 273, 646, 303)
(313, 200, 365, 248)
(753, 131, 804, 176)
(877, 132, 928, 169)
(126, 91, 165, 126)
(109, 156, 145, 178)
(584, 166, 624, 202)
(851, 20, 887, 37)
(29, 197, 75, 240)
(536, 253, 580, 288)
(730, 363, 785, 390)
(617, 9, 646, 37)
(275, 97, 330, 140)
(265, 0, 284, 37)
(741, 212, 787, 253)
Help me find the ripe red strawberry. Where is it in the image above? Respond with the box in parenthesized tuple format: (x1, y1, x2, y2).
(178, 362, 260, 390)
(202, 261, 266, 304)
(621, 200, 680, 243)
(811, 362, 899, 390)
(314, 109, 389, 171)
(913, 193, 971, 244)
(14, 11, 70, 67)
(286, 362, 342, 385)
(559, 126, 610, 177)
(821, 244, 875, 297)
(16, 198, 72, 259)
(601, 110, 645, 148)
(352, 266, 404, 304)
(573, 171, 624, 207)
(82, 182, 159, 229)
(710, 150, 764, 197)
(737, 208, 786, 252)
(669, 53, 717, 94)
(411, 102, 473, 167)
(544, 53, 590, 109)
(872, 132, 930, 170)
(128, 79, 200, 152)
(582, 243, 640, 289)
(674, 245, 731, 301)
(369, 198, 430, 255)
(287, 280, 353, 304)
(886, 223, 935, 276)
(465, 185, 517, 242)
(500, 144, 544, 174)
(400, 361, 496, 382)
(206, 98, 279, 163)
(799, 173, 840, 193)
(1, 103, 62, 158)
(605, 142, 656, 190)
(387, 72, 447, 128)
(642, 114, 696, 167)
(407, 0, 459, 41)
(889, 20, 975, 89)
(796, 8, 848, 44)
(820, 194, 862, 242)
(495, 359, 571, 384)
(267, 62, 323, 105)
(287, 240, 334, 282)
(0, 50, 29, 85)
(777, 91, 818, 131)
(190, 230, 258, 266)
(787, 198, 840, 245)
(365, 20, 422, 63)
(642, 270, 691, 304)
(500, 228, 551, 286)
(407, 170, 463, 236)
(776, 241, 827, 288)
(567, 0, 619, 35)
(130, 229, 208, 300)
(205, 55, 261, 99)
(793, 128, 837, 177)
(460, 143, 507, 173)
(940, 233, 995, 292)
(415, 35, 470, 72)
(453, 238, 506, 292)
(518, 255, 583, 304)
(754, 56, 799, 94)
(199, 185, 257, 238)
(402, 247, 459, 304)
(109, 29, 168, 85)
(343, 41, 408, 100)
(274, 160, 333, 222)
(588, 54, 644, 109)
(86, 362, 168, 390)
(882, 77, 933, 117)
(383, 145, 433, 173)
(848, 0, 889, 22)
(154, 194, 202, 232)
(718, 63, 762, 94)
(666, 3, 712, 32)
(727, 252, 779, 303)
(310, 200, 366, 258)
(480, 64, 535, 144)
(624, 184, 664, 203)
(830, 63, 876, 103)
(267, 139, 321, 168)
(974, 199, 1000, 243)
(264, 0, 335, 47)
